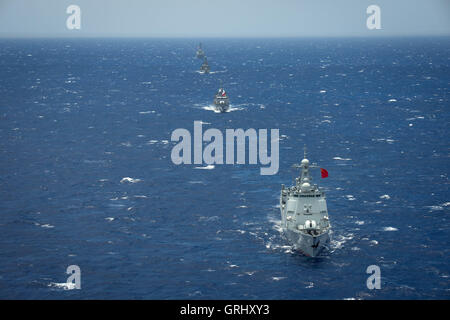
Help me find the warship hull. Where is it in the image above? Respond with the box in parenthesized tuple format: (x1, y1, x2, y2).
(283, 228, 329, 257)
(214, 103, 229, 113)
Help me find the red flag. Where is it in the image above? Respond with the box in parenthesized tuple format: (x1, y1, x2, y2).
(321, 168, 328, 178)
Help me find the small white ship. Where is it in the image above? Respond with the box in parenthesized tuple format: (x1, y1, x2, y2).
(280, 148, 331, 257)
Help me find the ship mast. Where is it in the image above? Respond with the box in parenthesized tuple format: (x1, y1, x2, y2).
(292, 145, 319, 192)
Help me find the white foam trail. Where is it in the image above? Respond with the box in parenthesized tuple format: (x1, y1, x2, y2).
(201, 104, 243, 113)
(333, 157, 352, 161)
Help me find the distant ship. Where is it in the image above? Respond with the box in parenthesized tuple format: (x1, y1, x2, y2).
(213, 88, 229, 113)
(200, 57, 210, 74)
(196, 43, 205, 59)
(280, 148, 331, 257)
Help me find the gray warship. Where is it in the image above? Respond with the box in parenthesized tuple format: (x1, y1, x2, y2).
(280, 148, 331, 257)
(196, 43, 205, 59)
(213, 88, 229, 113)
(200, 57, 210, 74)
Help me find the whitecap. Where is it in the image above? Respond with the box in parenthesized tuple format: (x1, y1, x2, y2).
(333, 157, 352, 161)
(427, 205, 444, 211)
(375, 138, 395, 144)
(380, 194, 391, 200)
(383, 227, 398, 231)
(195, 165, 215, 170)
(48, 282, 77, 290)
(139, 111, 155, 114)
(271, 277, 286, 281)
(188, 180, 205, 184)
(198, 216, 219, 222)
(120, 177, 142, 183)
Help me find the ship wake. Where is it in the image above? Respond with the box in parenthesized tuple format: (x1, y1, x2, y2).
(201, 104, 244, 113)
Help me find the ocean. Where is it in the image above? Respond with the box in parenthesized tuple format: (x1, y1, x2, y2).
(0, 37, 449, 299)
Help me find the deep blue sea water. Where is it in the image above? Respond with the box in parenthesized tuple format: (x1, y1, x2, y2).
(0, 38, 449, 299)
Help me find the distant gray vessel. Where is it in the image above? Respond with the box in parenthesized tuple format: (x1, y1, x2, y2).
(213, 88, 229, 113)
(200, 57, 210, 74)
(196, 43, 205, 59)
(280, 148, 331, 257)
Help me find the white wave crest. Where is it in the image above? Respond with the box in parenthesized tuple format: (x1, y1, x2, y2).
(195, 165, 215, 170)
(48, 282, 77, 290)
(120, 177, 142, 183)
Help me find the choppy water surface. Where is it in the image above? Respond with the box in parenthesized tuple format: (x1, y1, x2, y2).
(0, 38, 449, 299)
